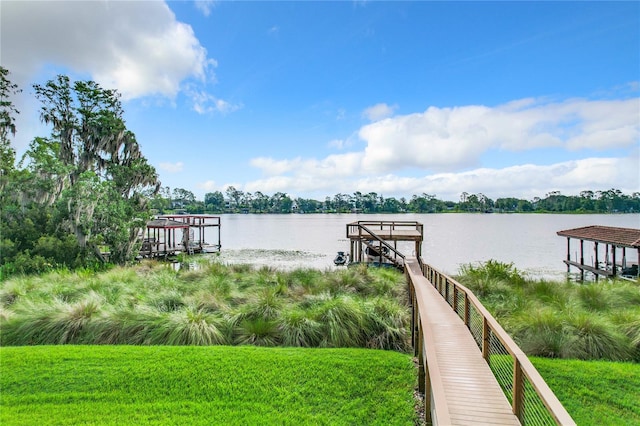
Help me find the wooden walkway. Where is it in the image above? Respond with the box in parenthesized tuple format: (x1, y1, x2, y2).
(407, 259, 521, 425)
(342, 221, 572, 425)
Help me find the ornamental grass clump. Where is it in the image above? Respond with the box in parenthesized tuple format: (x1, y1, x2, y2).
(154, 307, 229, 346)
(0, 260, 411, 351)
(276, 308, 323, 347)
(509, 308, 572, 359)
(458, 259, 640, 361)
(313, 294, 366, 348)
(564, 312, 633, 361)
(3, 296, 102, 345)
(363, 297, 410, 351)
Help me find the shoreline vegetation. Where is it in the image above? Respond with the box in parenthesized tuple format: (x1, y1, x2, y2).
(457, 260, 640, 362)
(2, 259, 638, 360)
(0, 260, 411, 350)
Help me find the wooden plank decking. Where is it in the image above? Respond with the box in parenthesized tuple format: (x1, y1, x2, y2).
(407, 259, 520, 425)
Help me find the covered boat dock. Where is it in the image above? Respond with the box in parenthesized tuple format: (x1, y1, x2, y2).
(557, 225, 640, 281)
(141, 215, 221, 258)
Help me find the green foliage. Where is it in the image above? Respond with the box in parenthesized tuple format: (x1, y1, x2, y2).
(0, 262, 411, 351)
(458, 260, 640, 361)
(0, 70, 158, 277)
(0, 66, 20, 187)
(0, 345, 417, 426)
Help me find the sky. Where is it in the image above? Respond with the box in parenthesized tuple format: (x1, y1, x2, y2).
(2, 0, 639, 202)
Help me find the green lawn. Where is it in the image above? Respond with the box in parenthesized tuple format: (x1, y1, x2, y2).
(531, 357, 640, 426)
(0, 345, 417, 426)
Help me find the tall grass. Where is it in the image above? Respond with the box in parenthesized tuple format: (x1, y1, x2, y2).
(458, 260, 640, 361)
(0, 261, 410, 351)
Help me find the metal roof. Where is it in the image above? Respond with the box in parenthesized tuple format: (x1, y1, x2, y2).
(557, 225, 640, 248)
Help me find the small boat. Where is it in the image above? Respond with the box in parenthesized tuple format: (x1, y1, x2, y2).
(334, 251, 349, 266)
(201, 244, 221, 253)
(365, 244, 389, 262)
(621, 264, 638, 278)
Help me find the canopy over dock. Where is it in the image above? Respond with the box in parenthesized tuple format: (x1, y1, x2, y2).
(557, 225, 640, 280)
(141, 215, 221, 258)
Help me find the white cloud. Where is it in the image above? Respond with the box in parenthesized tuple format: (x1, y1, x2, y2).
(362, 103, 398, 121)
(195, 0, 218, 17)
(244, 95, 639, 199)
(1, 1, 213, 100)
(251, 153, 366, 179)
(190, 89, 243, 114)
(328, 139, 346, 149)
(250, 157, 301, 176)
(357, 97, 639, 173)
(159, 161, 184, 173)
(242, 156, 639, 201)
(197, 180, 218, 191)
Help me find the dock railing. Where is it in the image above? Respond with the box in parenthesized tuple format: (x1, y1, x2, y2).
(408, 260, 575, 426)
(347, 220, 423, 239)
(353, 223, 406, 265)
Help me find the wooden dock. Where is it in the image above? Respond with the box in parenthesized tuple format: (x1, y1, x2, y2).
(140, 215, 221, 258)
(346, 221, 423, 268)
(557, 225, 640, 281)
(409, 259, 575, 425)
(407, 260, 520, 425)
(345, 221, 574, 425)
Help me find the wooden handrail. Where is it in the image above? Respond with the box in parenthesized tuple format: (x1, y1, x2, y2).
(357, 223, 406, 261)
(418, 262, 576, 426)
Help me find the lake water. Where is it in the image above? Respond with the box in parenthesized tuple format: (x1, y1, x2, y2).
(204, 213, 639, 280)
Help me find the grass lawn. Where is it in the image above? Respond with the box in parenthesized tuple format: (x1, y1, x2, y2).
(0, 345, 417, 426)
(531, 357, 640, 426)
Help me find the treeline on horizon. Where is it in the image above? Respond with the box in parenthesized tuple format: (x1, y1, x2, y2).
(153, 186, 640, 215)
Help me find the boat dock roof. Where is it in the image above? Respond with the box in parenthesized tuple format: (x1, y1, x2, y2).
(557, 225, 640, 248)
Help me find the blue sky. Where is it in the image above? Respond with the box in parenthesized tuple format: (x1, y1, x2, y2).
(2, 1, 639, 201)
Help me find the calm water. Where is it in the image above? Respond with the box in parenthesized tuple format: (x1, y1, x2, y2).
(204, 213, 639, 279)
